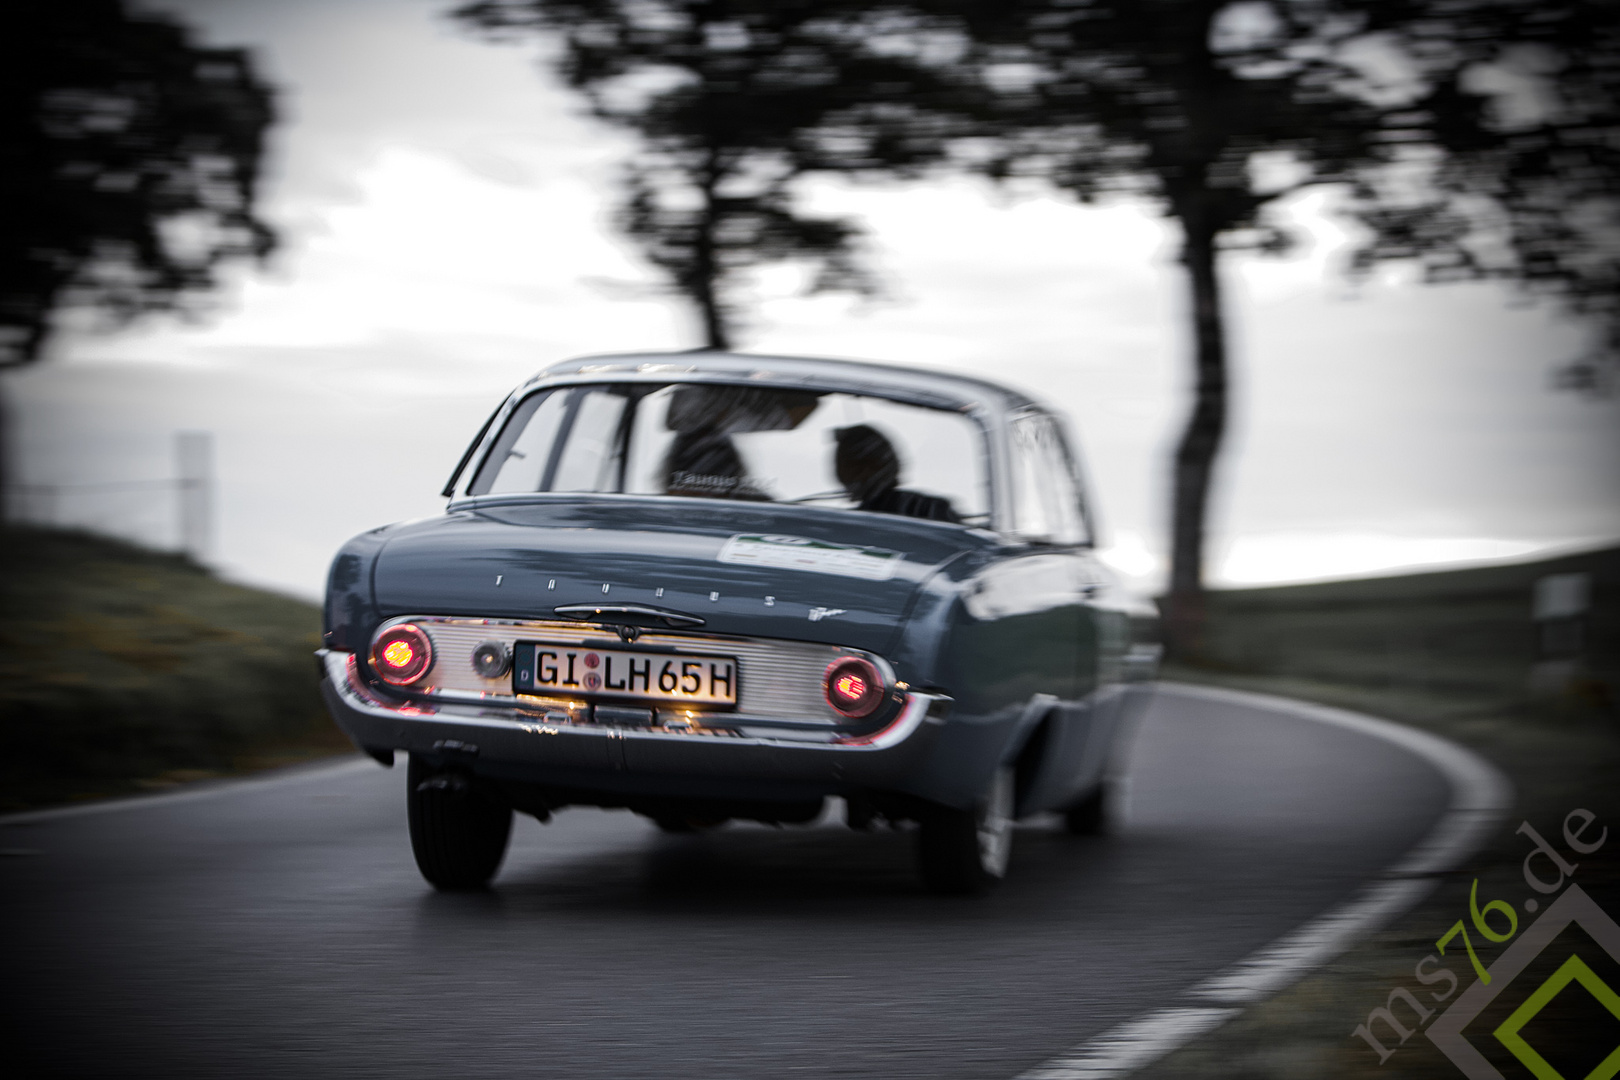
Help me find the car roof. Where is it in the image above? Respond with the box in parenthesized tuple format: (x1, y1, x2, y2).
(527, 350, 1042, 414)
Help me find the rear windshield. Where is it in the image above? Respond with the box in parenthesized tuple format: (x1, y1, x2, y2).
(466, 382, 989, 526)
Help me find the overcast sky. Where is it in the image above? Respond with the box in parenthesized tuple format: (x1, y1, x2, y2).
(5, 0, 1617, 602)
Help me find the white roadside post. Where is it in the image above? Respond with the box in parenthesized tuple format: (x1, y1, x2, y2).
(175, 430, 213, 564)
(1530, 571, 1592, 697)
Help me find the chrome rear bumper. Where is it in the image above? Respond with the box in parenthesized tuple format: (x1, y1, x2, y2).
(318, 649, 951, 802)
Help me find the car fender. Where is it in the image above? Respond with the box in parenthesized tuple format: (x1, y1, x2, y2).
(322, 526, 394, 652)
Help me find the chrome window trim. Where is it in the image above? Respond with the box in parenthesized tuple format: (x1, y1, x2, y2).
(442, 490, 996, 538)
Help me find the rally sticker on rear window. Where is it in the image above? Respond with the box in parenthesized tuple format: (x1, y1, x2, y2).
(717, 533, 901, 581)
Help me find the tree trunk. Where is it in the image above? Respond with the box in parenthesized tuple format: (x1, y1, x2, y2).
(1164, 197, 1229, 662)
(691, 153, 731, 351)
(694, 277, 730, 351)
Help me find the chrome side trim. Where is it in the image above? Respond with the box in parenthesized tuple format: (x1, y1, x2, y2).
(832, 692, 933, 750)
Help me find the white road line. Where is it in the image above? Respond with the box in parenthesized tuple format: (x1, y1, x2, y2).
(1188, 877, 1438, 1005)
(1012, 680, 1515, 1079)
(1016, 1008, 1242, 1080)
(0, 755, 376, 825)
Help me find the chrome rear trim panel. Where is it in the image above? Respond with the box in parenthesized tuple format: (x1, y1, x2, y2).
(386, 616, 848, 724)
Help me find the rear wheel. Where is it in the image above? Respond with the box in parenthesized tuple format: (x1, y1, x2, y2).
(652, 815, 729, 833)
(1063, 783, 1109, 836)
(407, 755, 512, 890)
(916, 765, 1014, 895)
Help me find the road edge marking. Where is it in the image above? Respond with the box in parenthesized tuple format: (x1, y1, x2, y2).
(1019, 1007, 1243, 1080)
(1013, 680, 1515, 1080)
(0, 755, 376, 825)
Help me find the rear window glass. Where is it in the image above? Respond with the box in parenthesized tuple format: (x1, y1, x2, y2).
(466, 383, 988, 527)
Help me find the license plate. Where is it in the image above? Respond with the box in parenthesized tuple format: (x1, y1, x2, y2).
(512, 642, 738, 708)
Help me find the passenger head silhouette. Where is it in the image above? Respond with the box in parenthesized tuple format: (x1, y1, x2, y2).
(834, 424, 901, 504)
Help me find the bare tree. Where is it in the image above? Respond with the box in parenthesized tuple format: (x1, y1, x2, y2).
(922, 0, 1386, 652)
(454, 0, 972, 348)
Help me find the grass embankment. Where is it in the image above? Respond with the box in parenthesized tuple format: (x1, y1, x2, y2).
(1142, 545, 1620, 1079)
(0, 527, 349, 812)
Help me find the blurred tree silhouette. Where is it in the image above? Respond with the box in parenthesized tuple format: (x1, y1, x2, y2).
(454, 0, 975, 348)
(1348, 0, 1619, 395)
(0, 0, 276, 369)
(455, 0, 1616, 657)
(933, 0, 1384, 653)
(927, 0, 1617, 654)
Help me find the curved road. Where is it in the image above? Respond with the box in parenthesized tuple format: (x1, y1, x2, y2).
(2, 684, 1453, 1080)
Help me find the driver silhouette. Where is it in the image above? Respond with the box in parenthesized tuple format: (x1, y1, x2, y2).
(833, 424, 961, 523)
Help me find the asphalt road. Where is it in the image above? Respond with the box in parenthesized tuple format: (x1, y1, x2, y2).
(2, 684, 1449, 1080)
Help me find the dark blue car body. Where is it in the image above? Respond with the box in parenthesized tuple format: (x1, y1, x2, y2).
(318, 351, 1155, 892)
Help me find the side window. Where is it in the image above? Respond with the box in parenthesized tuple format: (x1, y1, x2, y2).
(624, 386, 679, 494)
(469, 390, 565, 495)
(1041, 424, 1087, 545)
(1010, 415, 1052, 541)
(549, 390, 627, 492)
(1009, 413, 1087, 545)
(468, 387, 629, 495)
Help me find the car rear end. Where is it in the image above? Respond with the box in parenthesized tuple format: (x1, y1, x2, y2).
(317, 353, 1063, 892)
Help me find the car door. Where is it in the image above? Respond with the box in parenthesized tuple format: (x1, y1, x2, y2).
(943, 410, 1083, 753)
(1001, 410, 1118, 814)
(1051, 416, 1136, 807)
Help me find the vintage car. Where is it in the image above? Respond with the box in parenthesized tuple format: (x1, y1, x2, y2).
(318, 351, 1155, 894)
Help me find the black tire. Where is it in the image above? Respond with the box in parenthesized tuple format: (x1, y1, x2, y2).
(1064, 784, 1108, 836)
(916, 765, 1014, 895)
(651, 809, 729, 833)
(406, 755, 513, 890)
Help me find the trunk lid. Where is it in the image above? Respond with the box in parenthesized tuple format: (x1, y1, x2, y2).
(371, 497, 993, 655)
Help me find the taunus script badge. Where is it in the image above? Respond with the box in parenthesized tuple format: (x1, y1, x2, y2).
(807, 607, 847, 622)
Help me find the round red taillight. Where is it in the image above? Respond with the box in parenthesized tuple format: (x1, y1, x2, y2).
(824, 656, 885, 719)
(371, 623, 433, 685)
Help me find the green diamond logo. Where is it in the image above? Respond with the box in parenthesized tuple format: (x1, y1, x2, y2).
(1429, 886, 1620, 1080)
(1494, 955, 1620, 1080)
